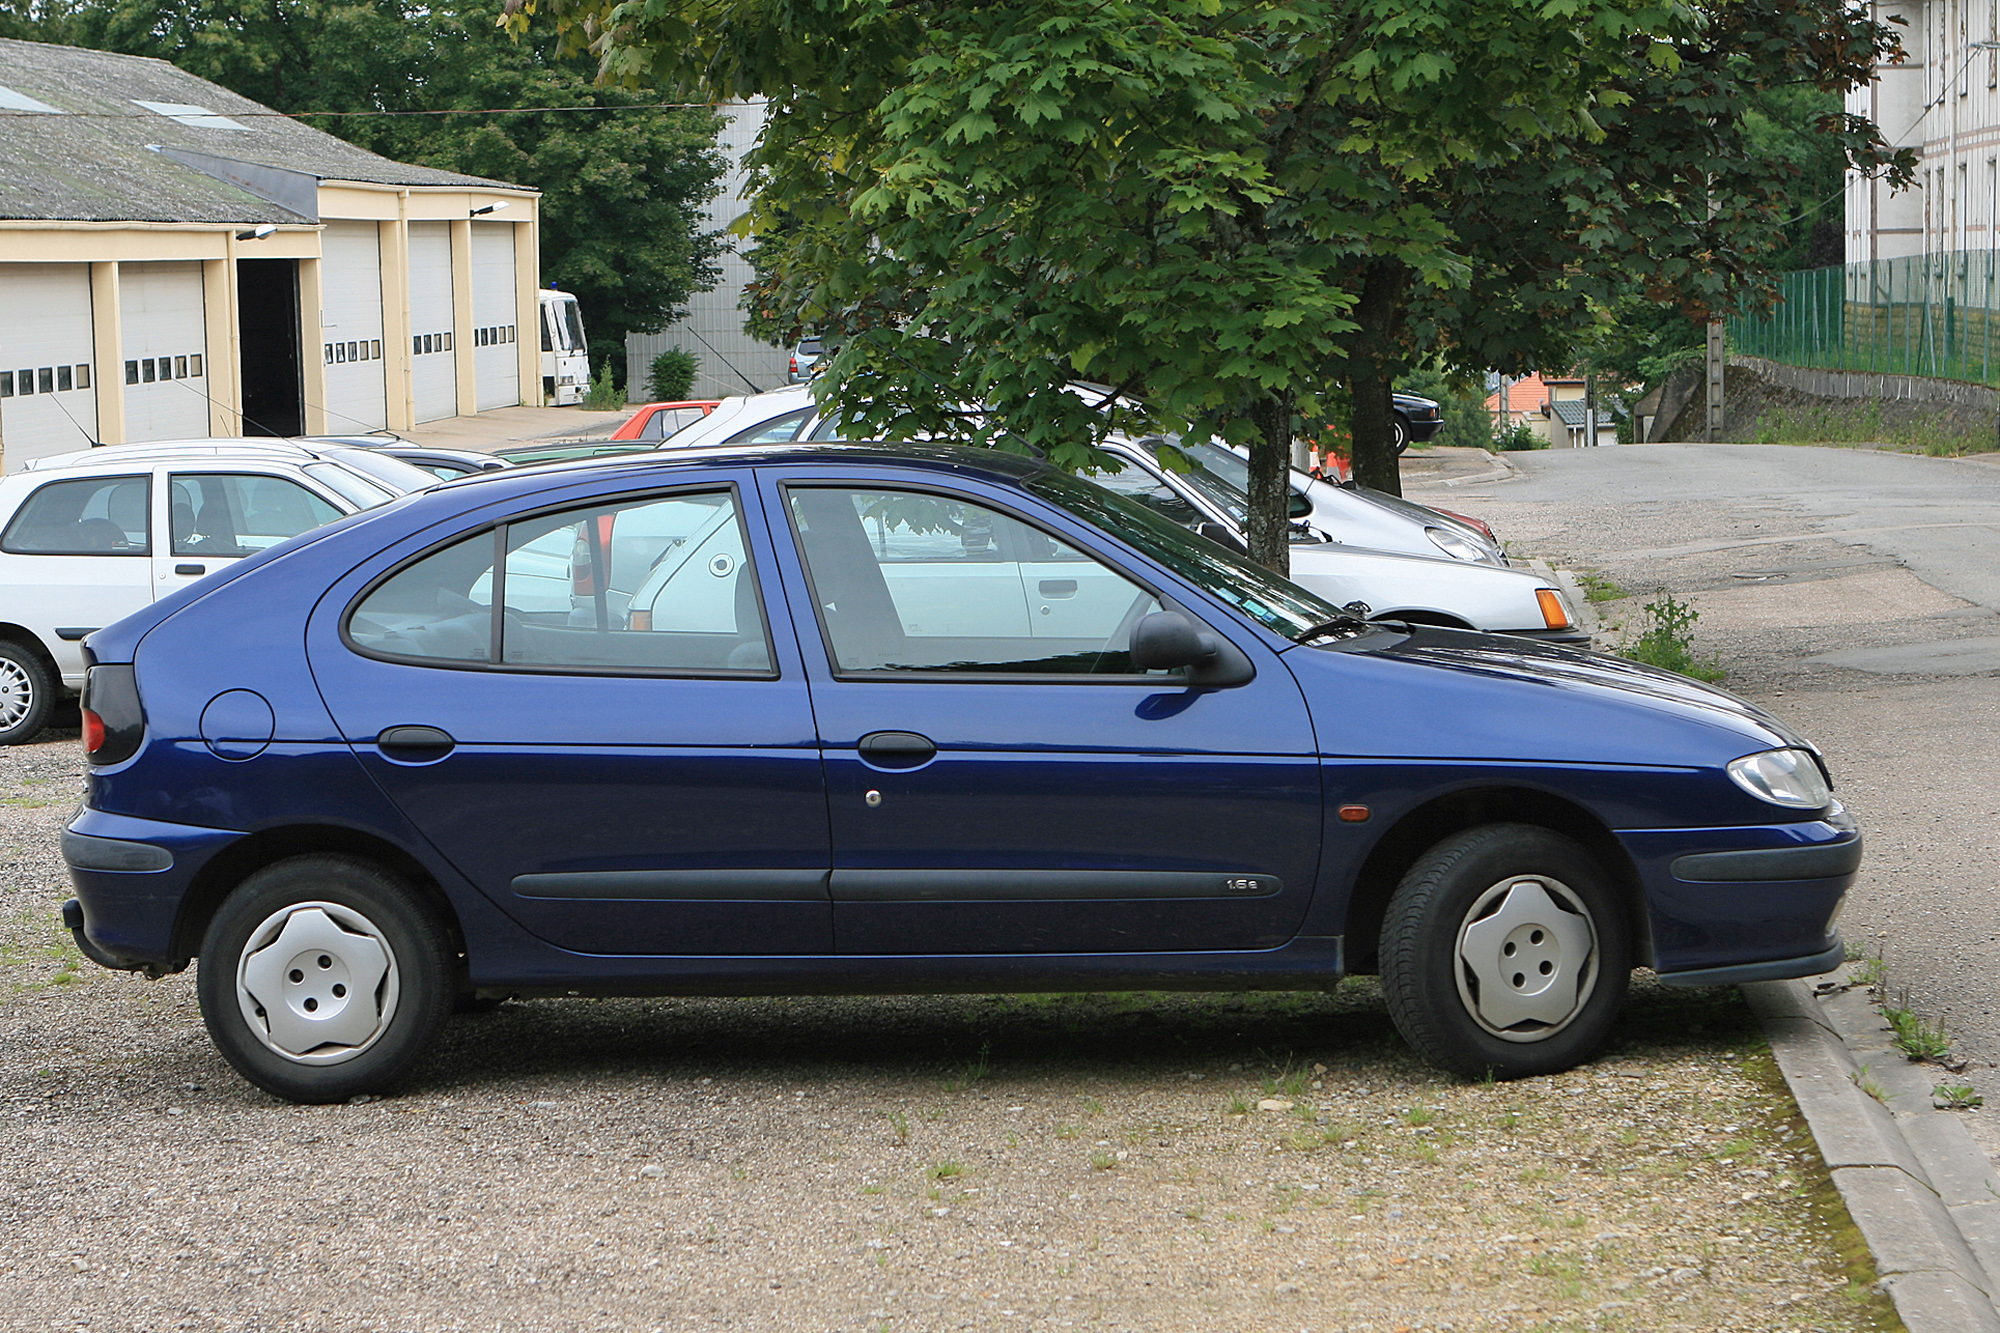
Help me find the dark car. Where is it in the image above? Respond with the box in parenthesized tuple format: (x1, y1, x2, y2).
(1392, 392, 1445, 451)
(64, 444, 1858, 1102)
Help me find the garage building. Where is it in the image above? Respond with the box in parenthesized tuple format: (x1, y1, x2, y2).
(0, 37, 543, 468)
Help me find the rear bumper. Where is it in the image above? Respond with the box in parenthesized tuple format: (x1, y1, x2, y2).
(1621, 811, 1861, 982)
(62, 806, 245, 971)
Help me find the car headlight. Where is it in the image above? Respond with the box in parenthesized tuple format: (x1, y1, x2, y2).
(1426, 525, 1487, 562)
(1727, 748, 1831, 810)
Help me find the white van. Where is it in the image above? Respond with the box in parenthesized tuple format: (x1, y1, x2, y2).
(538, 290, 589, 406)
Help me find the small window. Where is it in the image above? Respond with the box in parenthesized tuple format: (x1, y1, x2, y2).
(335, 343, 347, 364)
(1, 475, 151, 555)
(55, 365, 71, 392)
(326, 344, 335, 364)
(0, 372, 11, 397)
(38, 367, 54, 393)
(174, 356, 187, 379)
(786, 487, 1165, 677)
(74, 364, 89, 389)
(414, 335, 423, 356)
(170, 472, 341, 558)
(19, 368, 35, 396)
(189, 355, 202, 378)
(370, 341, 380, 360)
(124, 362, 139, 386)
(157, 358, 171, 382)
(475, 328, 486, 347)
(347, 342, 358, 362)
(443, 332, 453, 352)
(140, 360, 155, 384)
(507, 325, 515, 343)
(347, 488, 772, 675)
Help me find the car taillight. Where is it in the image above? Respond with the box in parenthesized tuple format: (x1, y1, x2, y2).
(80, 664, 144, 766)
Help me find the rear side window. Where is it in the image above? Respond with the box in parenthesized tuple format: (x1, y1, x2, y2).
(1, 475, 151, 555)
(170, 473, 340, 557)
(345, 487, 773, 675)
(724, 407, 813, 445)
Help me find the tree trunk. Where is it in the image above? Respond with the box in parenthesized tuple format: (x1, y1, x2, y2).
(1244, 389, 1296, 577)
(1343, 262, 1412, 496)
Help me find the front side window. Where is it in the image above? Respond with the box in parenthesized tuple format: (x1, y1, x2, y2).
(346, 487, 772, 675)
(170, 473, 341, 557)
(1, 475, 150, 555)
(786, 487, 1166, 677)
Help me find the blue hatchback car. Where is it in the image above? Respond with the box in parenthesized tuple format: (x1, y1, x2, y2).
(62, 444, 1860, 1102)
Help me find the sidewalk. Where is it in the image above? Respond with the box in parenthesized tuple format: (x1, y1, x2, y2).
(397, 405, 630, 453)
(1398, 444, 1515, 486)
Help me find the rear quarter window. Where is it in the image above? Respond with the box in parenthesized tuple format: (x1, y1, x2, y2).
(0, 475, 151, 555)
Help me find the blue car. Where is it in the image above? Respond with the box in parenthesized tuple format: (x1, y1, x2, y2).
(61, 444, 1859, 1102)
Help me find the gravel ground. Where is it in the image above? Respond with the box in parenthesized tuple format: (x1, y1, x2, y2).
(4, 735, 1897, 1331)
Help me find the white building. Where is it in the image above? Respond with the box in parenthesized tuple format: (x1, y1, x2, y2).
(0, 38, 544, 469)
(625, 101, 791, 402)
(1846, 1, 2000, 262)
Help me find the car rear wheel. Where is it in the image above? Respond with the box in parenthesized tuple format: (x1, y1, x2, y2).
(1380, 824, 1629, 1079)
(196, 855, 452, 1103)
(0, 642, 54, 746)
(1391, 416, 1410, 455)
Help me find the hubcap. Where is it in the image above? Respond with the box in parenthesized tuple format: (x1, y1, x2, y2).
(1454, 875, 1598, 1042)
(235, 902, 399, 1065)
(0, 657, 33, 730)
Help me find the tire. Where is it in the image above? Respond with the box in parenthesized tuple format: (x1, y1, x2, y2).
(0, 641, 55, 746)
(1391, 416, 1410, 455)
(196, 855, 453, 1103)
(1380, 824, 1630, 1080)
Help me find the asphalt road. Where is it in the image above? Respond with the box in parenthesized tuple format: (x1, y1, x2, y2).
(1414, 441, 2000, 1160)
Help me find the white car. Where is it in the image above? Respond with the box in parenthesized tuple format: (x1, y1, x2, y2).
(659, 386, 1507, 564)
(0, 440, 432, 743)
(656, 388, 1579, 640)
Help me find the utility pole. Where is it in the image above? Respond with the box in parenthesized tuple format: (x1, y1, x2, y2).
(1704, 319, 1725, 441)
(1584, 372, 1598, 447)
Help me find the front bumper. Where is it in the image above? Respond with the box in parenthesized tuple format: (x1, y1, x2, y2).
(1622, 809, 1861, 984)
(62, 806, 246, 972)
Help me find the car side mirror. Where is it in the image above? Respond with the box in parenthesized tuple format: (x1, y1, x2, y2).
(1129, 610, 1255, 687)
(1195, 521, 1246, 554)
(1288, 490, 1313, 519)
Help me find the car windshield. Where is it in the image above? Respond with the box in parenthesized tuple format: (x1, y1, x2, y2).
(302, 463, 396, 510)
(1024, 468, 1344, 640)
(1140, 436, 1252, 524)
(317, 447, 436, 496)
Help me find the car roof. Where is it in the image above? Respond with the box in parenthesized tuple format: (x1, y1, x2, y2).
(434, 439, 1050, 499)
(23, 439, 324, 471)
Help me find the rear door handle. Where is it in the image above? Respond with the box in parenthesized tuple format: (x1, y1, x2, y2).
(377, 725, 456, 760)
(175, 563, 205, 576)
(858, 730, 937, 769)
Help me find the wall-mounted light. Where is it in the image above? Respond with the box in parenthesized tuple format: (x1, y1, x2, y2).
(469, 201, 513, 218)
(234, 223, 277, 241)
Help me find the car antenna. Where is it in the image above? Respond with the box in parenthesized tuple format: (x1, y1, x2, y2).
(45, 391, 102, 448)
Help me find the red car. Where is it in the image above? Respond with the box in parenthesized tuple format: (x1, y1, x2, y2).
(609, 400, 721, 443)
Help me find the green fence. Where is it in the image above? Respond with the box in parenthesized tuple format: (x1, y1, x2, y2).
(1727, 252, 2000, 385)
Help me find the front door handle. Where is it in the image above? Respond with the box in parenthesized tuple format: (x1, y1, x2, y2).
(858, 730, 936, 769)
(378, 725, 456, 760)
(1037, 579, 1078, 598)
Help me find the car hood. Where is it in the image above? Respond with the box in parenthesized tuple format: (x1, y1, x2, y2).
(1283, 625, 1810, 768)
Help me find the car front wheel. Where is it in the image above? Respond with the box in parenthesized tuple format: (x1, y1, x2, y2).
(1391, 416, 1410, 455)
(196, 855, 452, 1103)
(1380, 824, 1629, 1079)
(0, 642, 54, 745)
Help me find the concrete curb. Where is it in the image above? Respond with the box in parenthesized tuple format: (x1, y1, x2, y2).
(1434, 450, 1518, 487)
(1747, 970, 2000, 1332)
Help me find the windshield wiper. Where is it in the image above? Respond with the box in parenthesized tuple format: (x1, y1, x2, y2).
(1292, 614, 1369, 643)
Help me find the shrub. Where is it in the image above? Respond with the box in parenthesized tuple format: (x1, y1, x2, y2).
(1494, 421, 1546, 451)
(647, 347, 698, 401)
(583, 359, 624, 410)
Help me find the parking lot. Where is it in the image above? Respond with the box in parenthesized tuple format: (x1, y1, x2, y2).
(5, 726, 1891, 1331)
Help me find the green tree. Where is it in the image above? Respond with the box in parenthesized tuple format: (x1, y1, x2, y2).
(18, 0, 727, 376)
(512, 0, 1908, 567)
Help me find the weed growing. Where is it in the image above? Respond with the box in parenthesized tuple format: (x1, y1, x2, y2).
(1884, 1002, 1954, 1064)
(1619, 593, 1726, 682)
(1749, 400, 1993, 456)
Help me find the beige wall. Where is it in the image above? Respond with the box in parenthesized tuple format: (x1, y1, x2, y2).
(0, 181, 540, 454)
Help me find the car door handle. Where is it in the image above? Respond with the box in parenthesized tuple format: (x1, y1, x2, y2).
(1037, 579, 1078, 598)
(858, 731, 937, 769)
(175, 563, 205, 576)
(378, 725, 456, 759)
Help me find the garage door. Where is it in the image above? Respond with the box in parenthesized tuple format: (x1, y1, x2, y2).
(408, 223, 456, 424)
(320, 221, 388, 431)
(121, 262, 208, 444)
(470, 223, 520, 412)
(0, 263, 99, 468)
